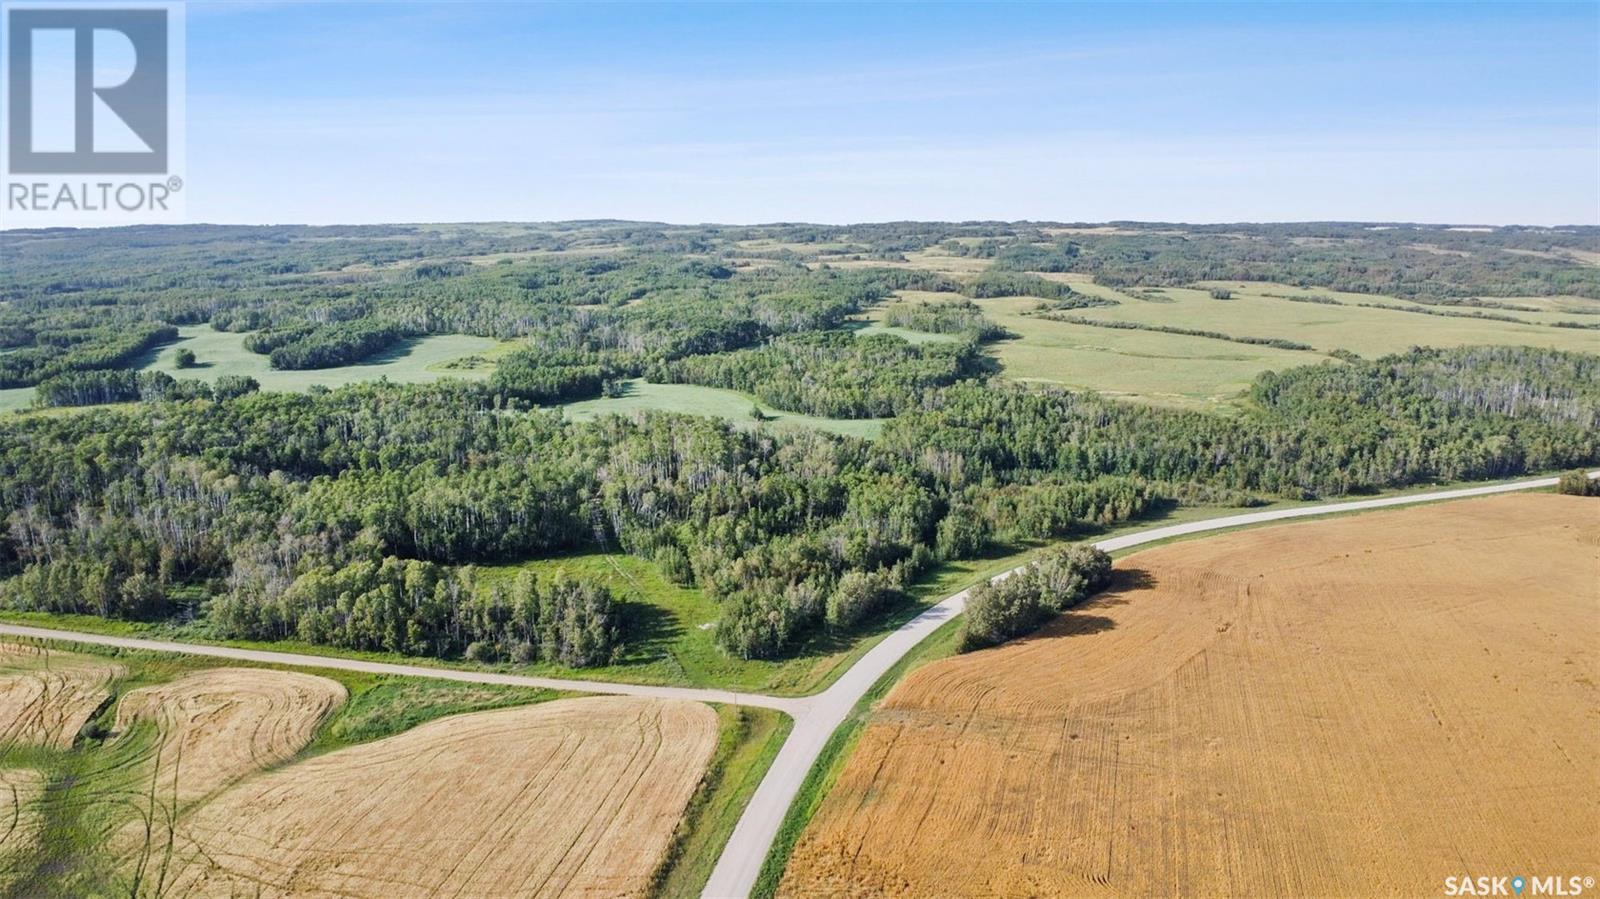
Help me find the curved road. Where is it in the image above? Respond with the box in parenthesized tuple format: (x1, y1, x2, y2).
(0, 472, 1589, 898)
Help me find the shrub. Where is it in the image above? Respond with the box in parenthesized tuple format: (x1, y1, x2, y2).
(1557, 470, 1599, 496)
(174, 348, 197, 368)
(959, 545, 1112, 651)
(213, 374, 260, 400)
(825, 568, 899, 629)
(654, 544, 694, 586)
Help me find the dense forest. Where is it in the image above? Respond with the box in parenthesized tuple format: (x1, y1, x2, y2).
(0, 346, 1593, 663)
(1, 221, 1597, 666)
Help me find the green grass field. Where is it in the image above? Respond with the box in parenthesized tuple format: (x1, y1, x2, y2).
(0, 326, 509, 414)
(978, 295, 1325, 410)
(969, 279, 1599, 410)
(138, 325, 508, 390)
(474, 549, 958, 694)
(558, 378, 884, 439)
(1065, 281, 1600, 354)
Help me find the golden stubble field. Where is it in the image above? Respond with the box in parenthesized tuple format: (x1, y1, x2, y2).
(0, 643, 124, 749)
(0, 650, 719, 898)
(154, 695, 718, 898)
(116, 667, 347, 806)
(780, 494, 1600, 897)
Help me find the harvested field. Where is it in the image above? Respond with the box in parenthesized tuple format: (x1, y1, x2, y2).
(0, 643, 124, 749)
(780, 494, 1600, 897)
(154, 695, 718, 898)
(115, 668, 346, 804)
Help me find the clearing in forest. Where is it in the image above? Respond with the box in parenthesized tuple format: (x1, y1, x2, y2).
(780, 494, 1600, 897)
(152, 695, 718, 898)
(558, 378, 884, 439)
(0, 643, 124, 749)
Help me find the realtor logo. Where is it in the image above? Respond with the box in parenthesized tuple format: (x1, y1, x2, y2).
(2, 1, 184, 224)
(7, 7, 168, 172)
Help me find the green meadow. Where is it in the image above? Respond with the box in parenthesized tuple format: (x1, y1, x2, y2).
(1, 326, 511, 414)
(1067, 281, 1600, 355)
(977, 295, 1324, 410)
(139, 325, 509, 390)
(971, 278, 1598, 410)
(557, 378, 884, 439)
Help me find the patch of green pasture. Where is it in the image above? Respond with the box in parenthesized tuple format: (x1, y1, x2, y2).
(977, 279, 1599, 410)
(0, 325, 512, 414)
(557, 378, 884, 440)
(0, 387, 32, 413)
(1051, 283, 1599, 356)
(1184, 281, 1600, 336)
(475, 550, 940, 695)
(979, 295, 1324, 410)
(138, 325, 508, 390)
(306, 678, 560, 754)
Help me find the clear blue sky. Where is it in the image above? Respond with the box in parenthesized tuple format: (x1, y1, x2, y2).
(185, 1, 1599, 226)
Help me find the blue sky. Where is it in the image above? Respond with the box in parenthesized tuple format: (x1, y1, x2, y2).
(185, 1, 1599, 226)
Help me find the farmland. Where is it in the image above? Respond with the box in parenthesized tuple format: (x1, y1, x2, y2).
(1, 224, 1597, 896)
(977, 294, 1322, 408)
(966, 274, 1600, 411)
(154, 696, 717, 897)
(778, 494, 1600, 897)
(0, 644, 124, 749)
(0, 643, 765, 897)
(114, 668, 346, 804)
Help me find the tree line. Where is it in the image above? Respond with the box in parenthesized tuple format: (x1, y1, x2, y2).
(0, 346, 1593, 667)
